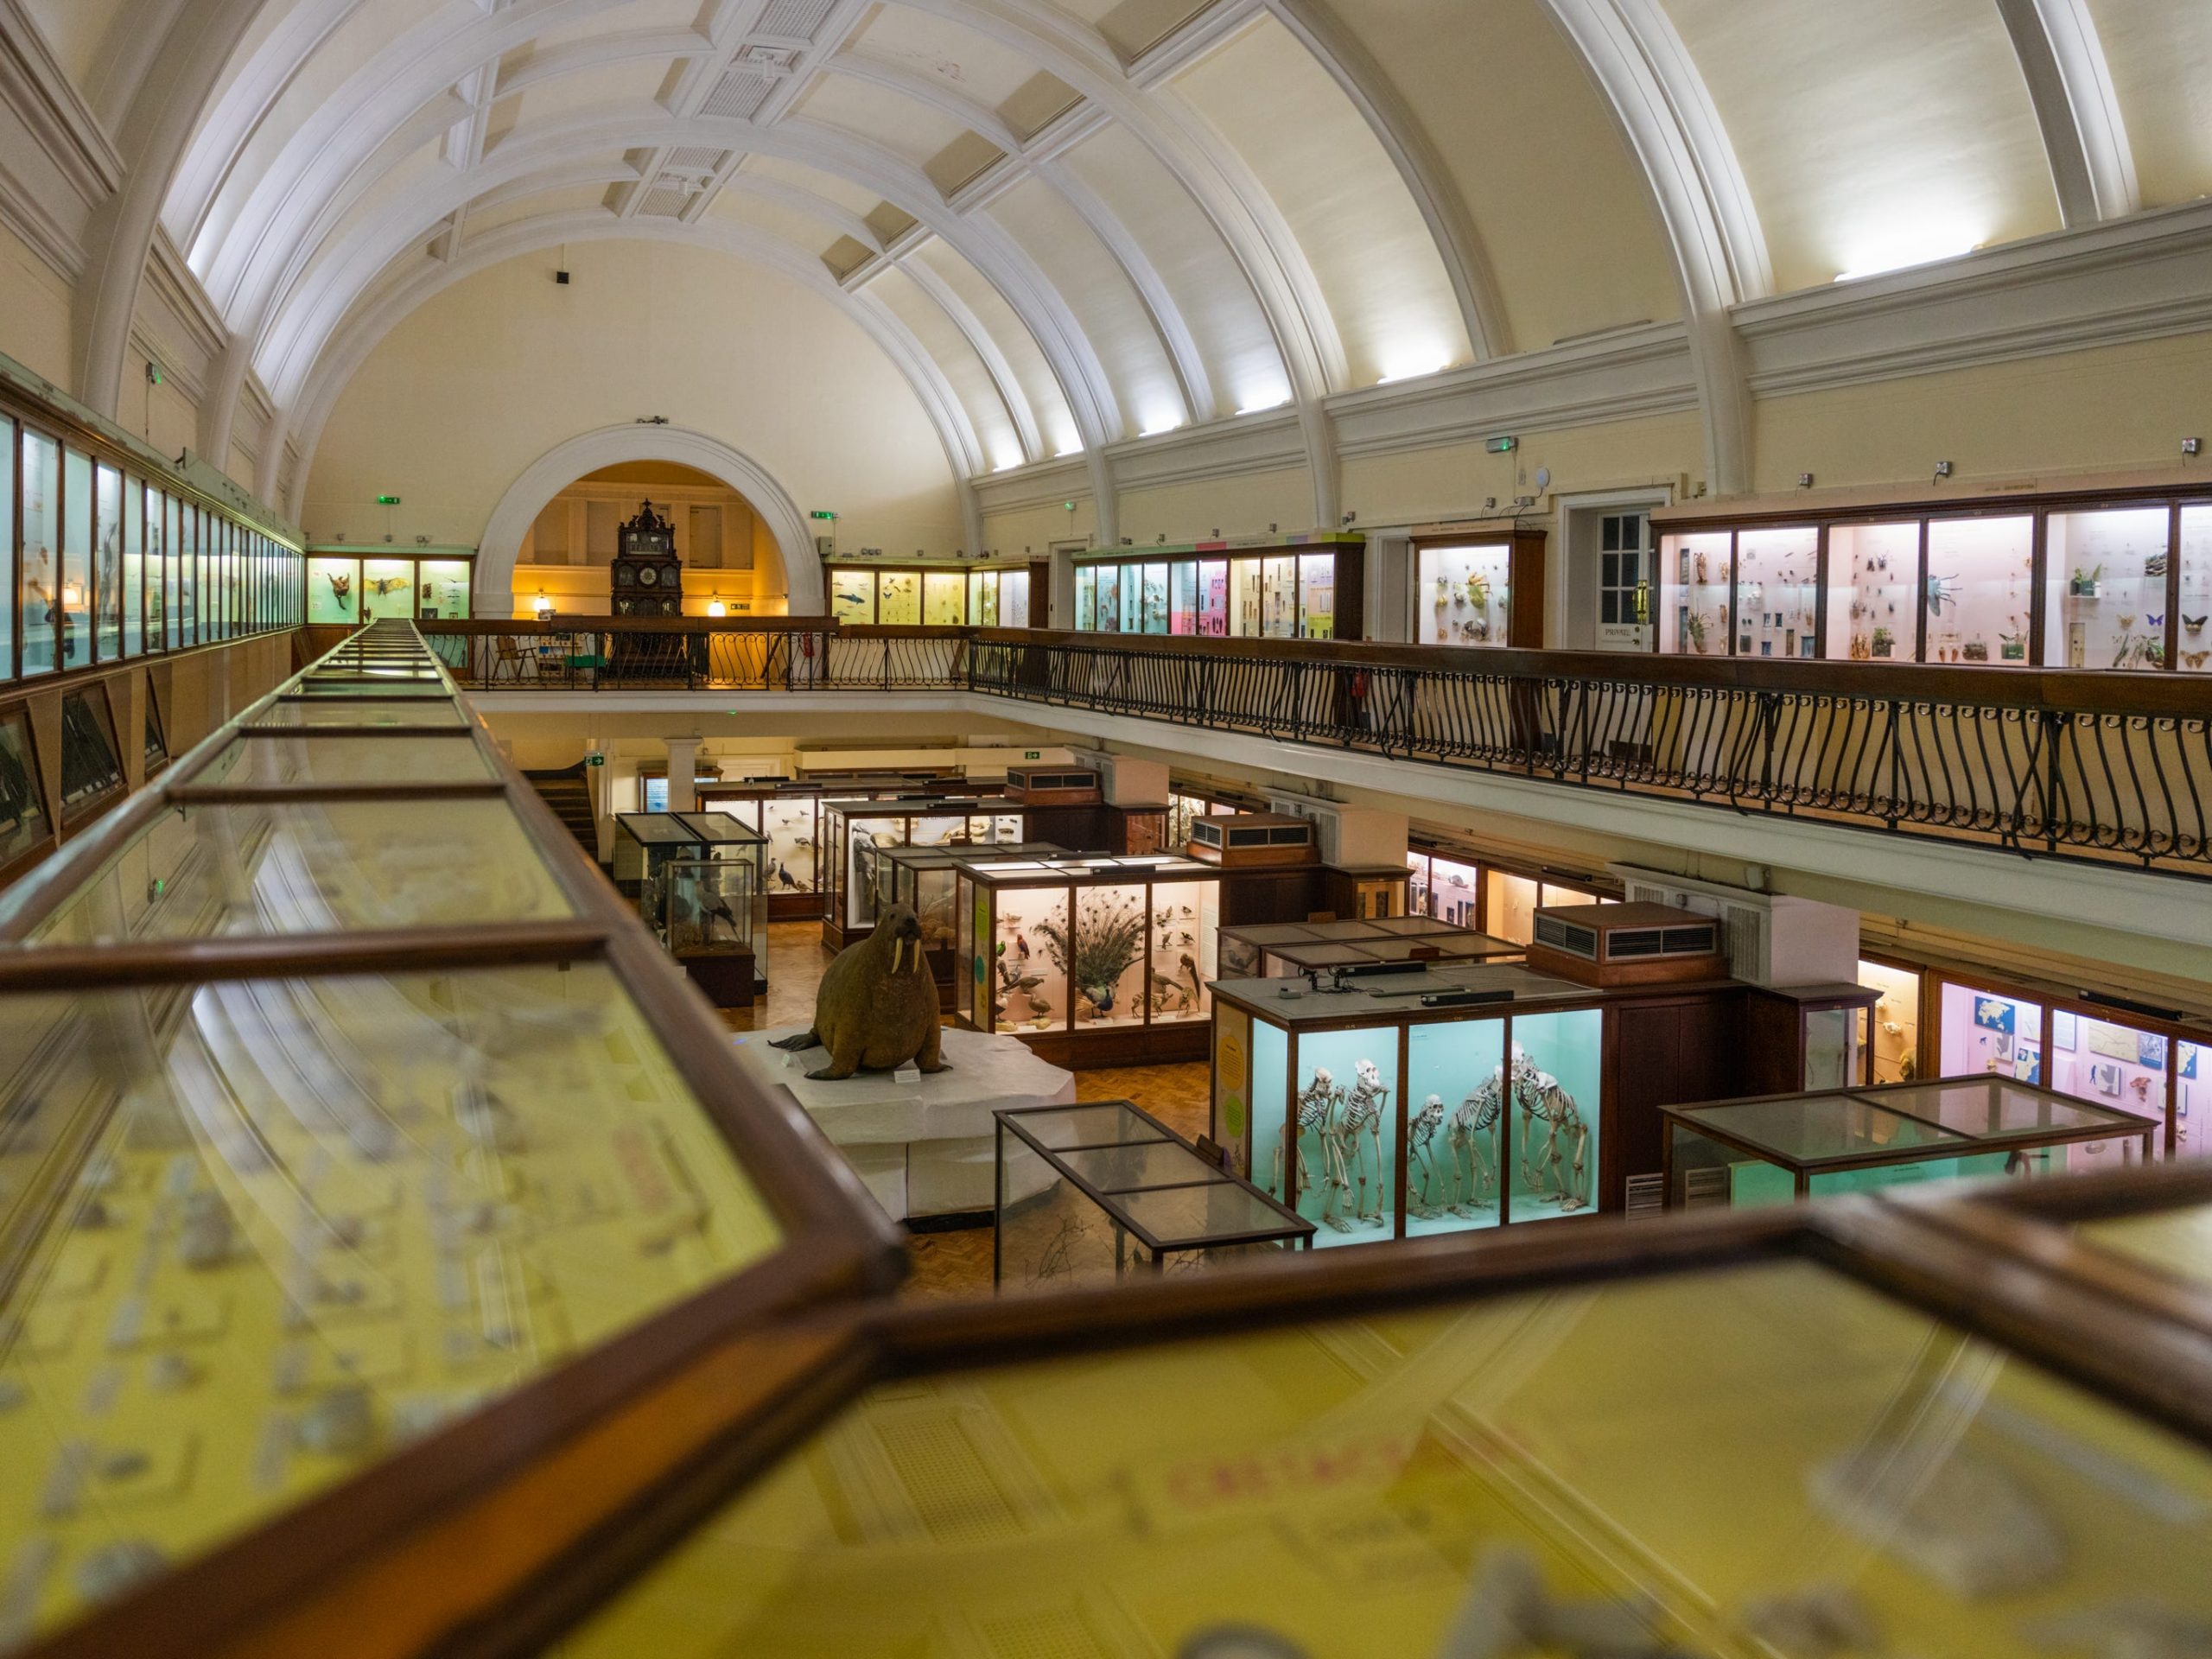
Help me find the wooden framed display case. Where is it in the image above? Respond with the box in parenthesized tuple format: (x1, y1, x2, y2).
(1322, 862, 1411, 920)
(821, 795, 1030, 953)
(952, 854, 1225, 1067)
(994, 1099, 1313, 1289)
(1412, 521, 1547, 648)
(611, 812, 704, 924)
(874, 840, 1070, 1009)
(1210, 960, 1781, 1243)
(1217, 915, 1523, 980)
(1072, 533, 1365, 640)
(1186, 810, 1318, 868)
(671, 810, 769, 1001)
(1663, 1076, 2155, 1208)
(824, 558, 1042, 627)
(0, 620, 902, 1659)
(1739, 982, 1882, 1093)
(1654, 480, 2212, 671)
(697, 772, 976, 923)
(1404, 841, 1616, 941)
(306, 548, 476, 626)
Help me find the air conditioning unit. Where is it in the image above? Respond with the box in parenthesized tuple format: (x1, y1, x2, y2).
(1262, 789, 1407, 868)
(1527, 903, 1727, 988)
(814, 535, 835, 559)
(1608, 865, 1858, 988)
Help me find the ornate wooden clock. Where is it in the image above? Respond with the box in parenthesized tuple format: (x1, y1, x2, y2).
(610, 499, 682, 617)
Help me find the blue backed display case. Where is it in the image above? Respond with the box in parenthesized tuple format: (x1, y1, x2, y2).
(1212, 961, 1744, 1248)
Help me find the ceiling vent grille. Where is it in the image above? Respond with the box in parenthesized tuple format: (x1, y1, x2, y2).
(638, 185, 693, 218)
(702, 70, 775, 120)
(758, 0, 834, 35)
(669, 147, 724, 170)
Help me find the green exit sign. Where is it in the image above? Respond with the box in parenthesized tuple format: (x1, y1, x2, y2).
(376, 493, 402, 505)
(810, 510, 837, 521)
(586, 753, 605, 767)
(1485, 437, 1516, 454)
(1024, 751, 1041, 760)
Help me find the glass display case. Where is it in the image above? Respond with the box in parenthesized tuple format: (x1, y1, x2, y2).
(304, 549, 476, 625)
(964, 563, 1032, 628)
(1732, 524, 1820, 658)
(821, 795, 1028, 950)
(1859, 957, 1923, 1083)
(1072, 536, 1365, 641)
(1664, 1077, 2154, 1207)
(1414, 526, 1547, 648)
(822, 561, 1035, 626)
(953, 855, 1224, 1065)
(0, 620, 901, 1659)
(1214, 962, 1616, 1248)
(2046, 505, 2172, 671)
(612, 812, 709, 938)
(663, 855, 764, 1007)
(994, 1099, 1312, 1290)
(1215, 916, 1521, 980)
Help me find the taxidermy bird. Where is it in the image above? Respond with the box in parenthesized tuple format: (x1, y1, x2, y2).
(1014, 931, 1030, 961)
(1147, 967, 1191, 1010)
(1026, 991, 1056, 1019)
(702, 895, 741, 941)
(772, 861, 800, 890)
(1179, 952, 1203, 1007)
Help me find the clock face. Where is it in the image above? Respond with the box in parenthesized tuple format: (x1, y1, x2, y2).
(638, 565, 659, 588)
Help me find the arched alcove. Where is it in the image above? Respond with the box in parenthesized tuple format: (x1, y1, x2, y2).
(477, 425, 823, 617)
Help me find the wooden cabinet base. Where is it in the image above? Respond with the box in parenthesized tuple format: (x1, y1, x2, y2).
(679, 950, 759, 1008)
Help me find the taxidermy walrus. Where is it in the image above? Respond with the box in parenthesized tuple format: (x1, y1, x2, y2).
(771, 903, 946, 1081)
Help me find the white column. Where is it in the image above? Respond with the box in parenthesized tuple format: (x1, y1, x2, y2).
(665, 738, 701, 813)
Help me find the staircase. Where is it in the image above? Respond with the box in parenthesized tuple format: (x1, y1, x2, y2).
(524, 761, 599, 863)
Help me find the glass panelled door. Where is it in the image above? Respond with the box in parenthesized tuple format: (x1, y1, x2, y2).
(1595, 510, 1651, 652)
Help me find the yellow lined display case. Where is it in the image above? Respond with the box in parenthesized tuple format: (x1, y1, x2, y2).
(0, 621, 901, 1659)
(108, 1159, 2212, 1659)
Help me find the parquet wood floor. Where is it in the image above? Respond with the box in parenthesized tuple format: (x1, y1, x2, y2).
(721, 922, 1212, 1301)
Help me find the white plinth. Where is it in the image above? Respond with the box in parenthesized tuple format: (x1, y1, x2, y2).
(734, 1025, 1075, 1222)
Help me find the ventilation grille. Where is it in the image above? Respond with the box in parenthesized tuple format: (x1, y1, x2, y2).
(702, 69, 775, 120)
(1624, 1173, 1665, 1219)
(758, 0, 834, 35)
(976, 1608, 1110, 1659)
(1683, 1167, 1730, 1211)
(668, 146, 724, 170)
(877, 1414, 1020, 1544)
(1605, 927, 1668, 960)
(1663, 925, 1718, 954)
(637, 186, 692, 219)
(1533, 915, 1599, 960)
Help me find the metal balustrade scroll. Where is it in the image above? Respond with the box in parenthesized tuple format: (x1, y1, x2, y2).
(418, 621, 2212, 878)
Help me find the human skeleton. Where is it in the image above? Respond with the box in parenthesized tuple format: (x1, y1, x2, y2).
(1330, 1060, 1391, 1229)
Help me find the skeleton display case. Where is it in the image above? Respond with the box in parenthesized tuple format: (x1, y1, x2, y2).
(820, 796, 1028, 952)
(1662, 1077, 2155, 1208)
(1216, 916, 1522, 980)
(953, 855, 1224, 1066)
(993, 1100, 1312, 1290)
(1213, 963, 1614, 1247)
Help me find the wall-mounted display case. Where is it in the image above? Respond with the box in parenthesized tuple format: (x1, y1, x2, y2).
(823, 559, 1041, 627)
(1072, 534, 1364, 640)
(953, 854, 1224, 1065)
(1663, 1077, 2155, 1208)
(993, 1099, 1312, 1290)
(1413, 524, 1546, 648)
(1217, 916, 1522, 980)
(1404, 843, 1610, 941)
(306, 549, 475, 625)
(1654, 488, 2212, 671)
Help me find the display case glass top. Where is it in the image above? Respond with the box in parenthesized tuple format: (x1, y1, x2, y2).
(249, 698, 469, 729)
(566, 1251, 2212, 1658)
(23, 797, 577, 944)
(0, 956, 780, 1648)
(186, 732, 497, 788)
(1212, 960, 1594, 1029)
(2080, 1204, 2212, 1291)
(671, 811, 766, 851)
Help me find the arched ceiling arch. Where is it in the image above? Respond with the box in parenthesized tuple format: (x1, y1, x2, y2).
(47, 0, 2192, 523)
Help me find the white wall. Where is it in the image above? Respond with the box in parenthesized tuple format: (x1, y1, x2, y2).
(302, 241, 965, 583)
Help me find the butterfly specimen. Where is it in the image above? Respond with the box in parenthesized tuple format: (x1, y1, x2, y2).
(2149, 614, 2164, 630)
(2185, 652, 2209, 670)
(2188, 616, 2209, 636)
(2119, 615, 2136, 630)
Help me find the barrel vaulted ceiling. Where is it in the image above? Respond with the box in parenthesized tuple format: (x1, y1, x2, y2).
(25, 0, 2212, 527)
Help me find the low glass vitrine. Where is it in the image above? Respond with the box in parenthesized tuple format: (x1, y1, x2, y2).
(664, 855, 765, 1007)
(994, 1099, 1312, 1290)
(612, 813, 708, 938)
(1662, 1077, 2157, 1208)
(953, 855, 1224, 1064)
(1213, 962, 1624, 1248)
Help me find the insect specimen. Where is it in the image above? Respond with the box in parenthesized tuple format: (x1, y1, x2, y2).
(1925, 575, 1961, 617)
(2186, 615, 2208, 637)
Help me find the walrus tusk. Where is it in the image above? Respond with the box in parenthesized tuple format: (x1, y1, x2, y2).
(890, 938, 903, 974)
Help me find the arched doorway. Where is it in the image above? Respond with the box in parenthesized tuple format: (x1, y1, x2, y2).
(476, 425, 821, 616)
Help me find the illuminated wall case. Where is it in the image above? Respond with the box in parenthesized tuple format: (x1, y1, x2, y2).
(823, 558, 1046, 626)
(1072, 534, 1365, 640)
(1412, 523, 1547, 648)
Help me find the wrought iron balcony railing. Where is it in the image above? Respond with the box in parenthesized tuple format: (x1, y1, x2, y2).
(419, 620, 2212, 877)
